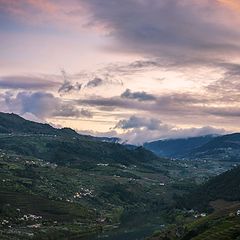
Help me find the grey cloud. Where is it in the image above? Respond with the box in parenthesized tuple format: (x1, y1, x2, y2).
(205, 107, 240, 118)
(85, 77, 103, 88)
(58, 69, 82, 94)
(0, 76, 59, 90)
(121, 89, 156, 101)
(220, 63, 240, 78)
(79, 96, 143, 111)
(115, 115, 166, 130)
(58, 80, 82, 94)
(105, 59, 164, 76)
(78, 89, 240, 122)
(79, 108, 93, 118)
(82, 0, 240, 60)
(2, 91, 92, 119)
(79, 92, 208, 112)
(206, 62, 240, 96)
(58, 71, 121, 94)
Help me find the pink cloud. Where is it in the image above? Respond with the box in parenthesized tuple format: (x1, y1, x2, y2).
(0, 0, 88, 30)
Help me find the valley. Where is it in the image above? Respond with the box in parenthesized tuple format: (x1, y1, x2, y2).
(0, 113, 240, 239)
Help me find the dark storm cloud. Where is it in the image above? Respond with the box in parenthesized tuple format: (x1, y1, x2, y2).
(121, 89, 156, 101)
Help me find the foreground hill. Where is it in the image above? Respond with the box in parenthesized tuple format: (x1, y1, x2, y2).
(148, 201, 240, 240)
(148, 165, 240, 240)
(176, 165, 240, 211)
(144, 135, 216, 158)
(0, 112, 158, 167)
(0, 112, 81, 137)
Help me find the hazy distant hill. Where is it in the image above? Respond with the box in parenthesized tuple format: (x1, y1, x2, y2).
(144, 135, 216, 158)
(189, 133, 240, 161)
(192, 133, 240, 154)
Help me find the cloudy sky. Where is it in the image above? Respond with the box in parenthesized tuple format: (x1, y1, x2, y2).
(0, 0, 240, 144)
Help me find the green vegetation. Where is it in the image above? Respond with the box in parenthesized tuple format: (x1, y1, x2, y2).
(0, 112, 189, 239)
(1, 112, 240, 240)
(147, 165, 240, 240)
(176, 166, 240, 212)
(147, 201, 240, 240)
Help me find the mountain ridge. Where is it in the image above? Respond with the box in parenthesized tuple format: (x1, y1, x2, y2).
(143, 135, 217, 158)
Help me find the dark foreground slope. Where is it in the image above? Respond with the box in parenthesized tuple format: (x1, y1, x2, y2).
(148, 202, 240, 240)
(176, 165, 240, 211)
(148, 166, 240, 240)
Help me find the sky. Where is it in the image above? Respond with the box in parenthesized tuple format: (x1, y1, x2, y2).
(0, 0, 240, 144)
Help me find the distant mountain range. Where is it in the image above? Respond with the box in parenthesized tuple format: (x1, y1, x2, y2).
(144, 133, 240, 162)
(143, 135, 217, 158)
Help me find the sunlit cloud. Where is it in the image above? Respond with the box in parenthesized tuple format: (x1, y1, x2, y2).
(218, 0, 240, 12)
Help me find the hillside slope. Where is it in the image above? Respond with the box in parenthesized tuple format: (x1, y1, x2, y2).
(176, 165, 240, 211)
(189, 133, 240, 161)
(144, 135, 216, 158)
(0, 112, 158, 166)
(0, 112, 81, 137)
(148, 166, 240, 240)
(148, 201, 240, 240)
